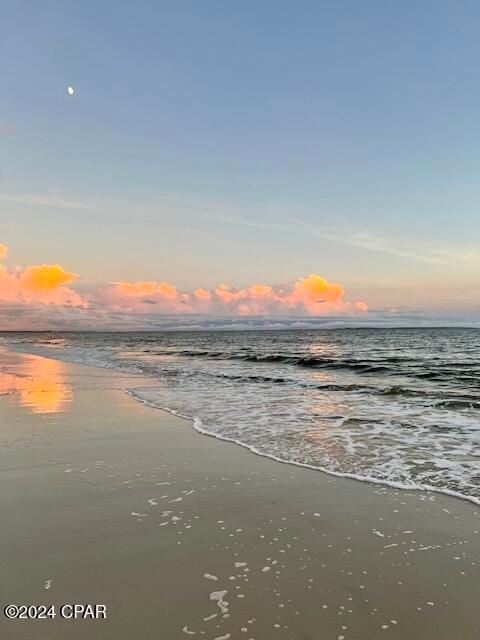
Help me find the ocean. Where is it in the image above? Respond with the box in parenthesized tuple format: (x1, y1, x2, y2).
(2, 328, 479, 504)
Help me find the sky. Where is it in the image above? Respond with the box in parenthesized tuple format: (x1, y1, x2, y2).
(1, 1, 480, 329)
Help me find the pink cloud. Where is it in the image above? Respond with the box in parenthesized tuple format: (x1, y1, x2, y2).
(0, 241, 368, 328)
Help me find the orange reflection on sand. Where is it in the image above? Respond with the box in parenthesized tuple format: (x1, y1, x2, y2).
(0, 356, 72, 414)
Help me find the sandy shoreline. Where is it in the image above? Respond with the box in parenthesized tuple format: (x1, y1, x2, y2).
(0, 350, 479, 639)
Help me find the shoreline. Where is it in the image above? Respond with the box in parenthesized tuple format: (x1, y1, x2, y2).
(7, 343, 480, 507)
(126, 389, 480, 508)
(1, 350, 479, 639)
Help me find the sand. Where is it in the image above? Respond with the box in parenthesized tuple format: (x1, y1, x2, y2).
(0, 349, 479, 639)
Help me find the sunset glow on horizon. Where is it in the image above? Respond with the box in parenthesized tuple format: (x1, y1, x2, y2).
(0, 242, 368, 329)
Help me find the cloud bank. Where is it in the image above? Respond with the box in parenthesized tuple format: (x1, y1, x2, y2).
(0, 243, 368, 330)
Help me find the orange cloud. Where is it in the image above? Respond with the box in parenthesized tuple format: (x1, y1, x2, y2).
(0, 246, 84, 308)
(19, 264, 77, 290)
(194, 287, 211, 301)
(157, 282, 177, 298)
(0, 243, 7, 260)
(114, 281, 158, 297)
(112, 281, 177, 299)
(293, 274, 344, 302)
(249, 284, 274, 297)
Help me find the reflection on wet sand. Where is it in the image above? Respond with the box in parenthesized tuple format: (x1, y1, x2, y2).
(0, 354, 72, 414)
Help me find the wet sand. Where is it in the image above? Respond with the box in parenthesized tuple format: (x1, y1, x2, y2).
(0, 350, 479, 639)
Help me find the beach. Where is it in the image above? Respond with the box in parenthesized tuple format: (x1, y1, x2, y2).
(0, 349, 479, 640)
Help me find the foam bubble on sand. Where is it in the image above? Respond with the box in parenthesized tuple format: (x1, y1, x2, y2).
(214, 635, 231, 640)
(44, 579, 53, 590)
(210, 590, 229, 614)
(204, 573, 218, 581)
(261, 566, 271, 572)
(203, 613, 218, 621)
(182, 626, 196, 635)
(169, 497, 183, 503)
(234, 562, 247, 568)
(148, 498, 158, 506)
(131, 512, 147, 517)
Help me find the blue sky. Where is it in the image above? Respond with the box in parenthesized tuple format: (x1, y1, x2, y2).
(1, 0, 480, 322)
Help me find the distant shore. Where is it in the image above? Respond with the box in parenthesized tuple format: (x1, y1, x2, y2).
(0, 350, 479, 639)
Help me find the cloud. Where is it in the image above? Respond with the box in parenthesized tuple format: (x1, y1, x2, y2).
(0, 243, 7, 260)
(100, 280, 185, 313)
(0, 250, 85, 308)
(19, 264, 77, 290)
(355, 300, 369, 312)
(0, 241, 368, 330)
(194, 287, 211, 301)
(102, 272, 367, 318)
(288, 274, 344, 313)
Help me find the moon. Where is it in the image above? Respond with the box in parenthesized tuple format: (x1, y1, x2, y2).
(67, 86, 75, 96)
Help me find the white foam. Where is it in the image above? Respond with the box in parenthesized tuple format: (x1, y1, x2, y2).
(209, 590, 229, 614)
(125, 390, 480, 507)
(182, 626, 196, 635)
(203, 613, 218, 621)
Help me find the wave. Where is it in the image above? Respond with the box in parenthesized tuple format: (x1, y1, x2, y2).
(143, 348, 480, 381)
(124, 388, 480, 507)
(435, 399, 480, 410)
